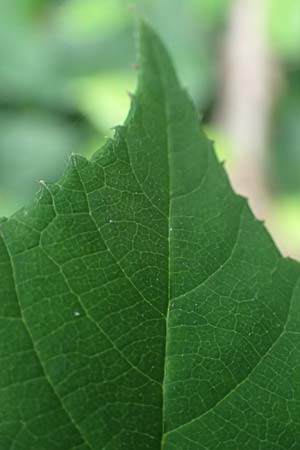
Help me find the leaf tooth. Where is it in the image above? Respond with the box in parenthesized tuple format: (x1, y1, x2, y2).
(70, 152, 87, 165)
(36, 179, 50, 194)
(37, 178, 47, 186)
(127, 90, 135, 99)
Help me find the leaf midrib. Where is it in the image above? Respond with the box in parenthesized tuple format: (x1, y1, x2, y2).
(146, 32, 300, 448)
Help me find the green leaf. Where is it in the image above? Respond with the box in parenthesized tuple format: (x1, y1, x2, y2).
(1, 21, 300, 450)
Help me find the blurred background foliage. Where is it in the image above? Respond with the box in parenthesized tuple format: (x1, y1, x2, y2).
(0, 0, 300, 257)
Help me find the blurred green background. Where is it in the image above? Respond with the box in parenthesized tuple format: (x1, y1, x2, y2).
(0, 0, 300, 257)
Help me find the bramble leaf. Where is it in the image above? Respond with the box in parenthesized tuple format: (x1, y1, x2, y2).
(1, 22, 300, 450)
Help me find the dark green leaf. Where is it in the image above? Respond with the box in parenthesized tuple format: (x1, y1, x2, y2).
(0, 22, 300, 450)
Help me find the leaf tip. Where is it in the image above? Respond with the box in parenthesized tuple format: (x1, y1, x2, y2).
(128, 2, 138, 14)
(137, 18, 158, 44)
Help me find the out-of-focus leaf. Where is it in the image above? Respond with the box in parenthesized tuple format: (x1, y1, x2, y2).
(271, 72, 300, 193)
(267, 0, 300, 60)
(72, 73, 135, 131)
(0, 111, 88, 215)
